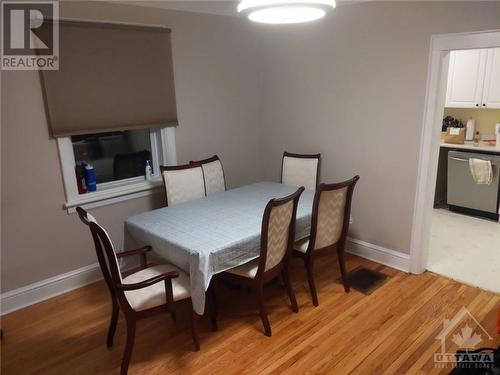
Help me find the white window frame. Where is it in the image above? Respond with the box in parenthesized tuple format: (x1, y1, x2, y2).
(58, 126, 177, 213)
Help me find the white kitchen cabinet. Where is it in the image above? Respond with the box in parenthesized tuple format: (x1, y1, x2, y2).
(445, 49, 487, 108)
(482, 48, 500, 109)
(445, 48, 500, 109)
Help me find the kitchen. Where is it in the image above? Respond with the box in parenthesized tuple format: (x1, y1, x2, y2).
(429, 47, 500, 293)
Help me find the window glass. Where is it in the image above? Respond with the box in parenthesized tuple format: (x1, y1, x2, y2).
(72, 129, 152, 184)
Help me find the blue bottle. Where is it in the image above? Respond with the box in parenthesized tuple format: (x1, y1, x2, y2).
(85, 164, 97, 192)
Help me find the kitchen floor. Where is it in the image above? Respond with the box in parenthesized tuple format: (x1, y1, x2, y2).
(427, 208, 500, 294)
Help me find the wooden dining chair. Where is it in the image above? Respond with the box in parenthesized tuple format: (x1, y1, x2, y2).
(281, 151, 321, 190)
(160, 163, 206, 206)
(293, 176, 360, 306)
(76, 207, 216, 375)
(190, 155, 226, 195)
(222, 187, 304, 337)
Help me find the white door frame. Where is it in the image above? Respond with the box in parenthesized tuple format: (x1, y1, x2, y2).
(409, 29, 500, 274)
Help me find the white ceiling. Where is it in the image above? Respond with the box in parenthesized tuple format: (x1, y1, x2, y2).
(116, 0, 372, 17)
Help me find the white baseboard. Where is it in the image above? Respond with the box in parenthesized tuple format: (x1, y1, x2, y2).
(346, 237, 410, 273)
(0, 263, 102, 316)
(0, 238, 410, 315)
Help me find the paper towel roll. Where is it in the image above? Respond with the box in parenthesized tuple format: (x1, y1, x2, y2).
(466, 119, 475, 141)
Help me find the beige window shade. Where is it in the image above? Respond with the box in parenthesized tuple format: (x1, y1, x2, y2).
(40, 20, 177, 137)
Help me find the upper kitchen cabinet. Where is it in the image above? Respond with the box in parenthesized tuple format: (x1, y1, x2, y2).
(445, 48, 500, 109)
(482, 48, 500, 109)
(445, 49, 487, 108)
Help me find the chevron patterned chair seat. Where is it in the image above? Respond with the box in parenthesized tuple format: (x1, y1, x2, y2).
(293, 176, 360, 306)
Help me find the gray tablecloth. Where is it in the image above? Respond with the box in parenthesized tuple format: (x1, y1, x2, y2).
(124, 182, 314, 314)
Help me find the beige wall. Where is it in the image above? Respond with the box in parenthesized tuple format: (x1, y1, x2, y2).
(1, 2, 265, 292)
(2, 1, 500, 294)
(256, 1, 500, 253)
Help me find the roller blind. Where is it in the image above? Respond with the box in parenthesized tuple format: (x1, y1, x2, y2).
(39, 20, 177, 137)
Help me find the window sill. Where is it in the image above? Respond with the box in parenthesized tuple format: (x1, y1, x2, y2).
(65, 178, 163, 213)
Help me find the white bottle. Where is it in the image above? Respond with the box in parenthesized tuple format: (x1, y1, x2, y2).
(145, 160, 152, 181)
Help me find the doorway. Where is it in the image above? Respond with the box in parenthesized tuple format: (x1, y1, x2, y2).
(409, 30, 500, 293)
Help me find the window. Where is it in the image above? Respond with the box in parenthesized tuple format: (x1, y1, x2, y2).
(58, 127, 177, 212)
(72, 129, 154, 185)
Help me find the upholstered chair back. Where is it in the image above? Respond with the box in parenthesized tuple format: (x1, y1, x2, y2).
(309, 176, 360, 251)
(281, 152, 320, 190)
(313, 187, 348, 250)
(76, 207, 123, 286)
(260, 187, 304, 273)
(265, 200, 294, 271)
(190, 155, 226, 195)
(160, 164, 206, 206)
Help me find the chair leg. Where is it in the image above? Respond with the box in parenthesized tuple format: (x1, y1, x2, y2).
(208, 283, 218, 332)
(272, 276, 285, 288)
(191, 310, 201, 351)
(168, 301, 176, 321)
(337, 248, 350, 293)
(121, 318, 136, 375)
(255, 285, 271, 337)
(305, 258, 319, 306)
(282, 267, 298, 313)
(165, 280, 176, 321)
(107, 299, 119, 348)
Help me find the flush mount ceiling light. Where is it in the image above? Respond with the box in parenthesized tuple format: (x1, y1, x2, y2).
(237, 0, 336, 24)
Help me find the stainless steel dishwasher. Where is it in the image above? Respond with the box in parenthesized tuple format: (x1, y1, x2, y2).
(447, 150, 500, 220)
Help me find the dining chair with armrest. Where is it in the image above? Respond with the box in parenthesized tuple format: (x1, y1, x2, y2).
(76, 207, 216, 375)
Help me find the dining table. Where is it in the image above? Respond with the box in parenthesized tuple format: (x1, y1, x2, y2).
(124, 181, 315, 315)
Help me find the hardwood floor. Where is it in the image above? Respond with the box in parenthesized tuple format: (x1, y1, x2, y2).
(1, 253, 499, 374)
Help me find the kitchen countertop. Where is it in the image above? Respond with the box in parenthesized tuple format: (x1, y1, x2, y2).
(440, 141, 500, 154)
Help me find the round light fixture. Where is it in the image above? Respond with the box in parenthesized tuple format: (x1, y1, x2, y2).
(237, 0, 336, 24)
